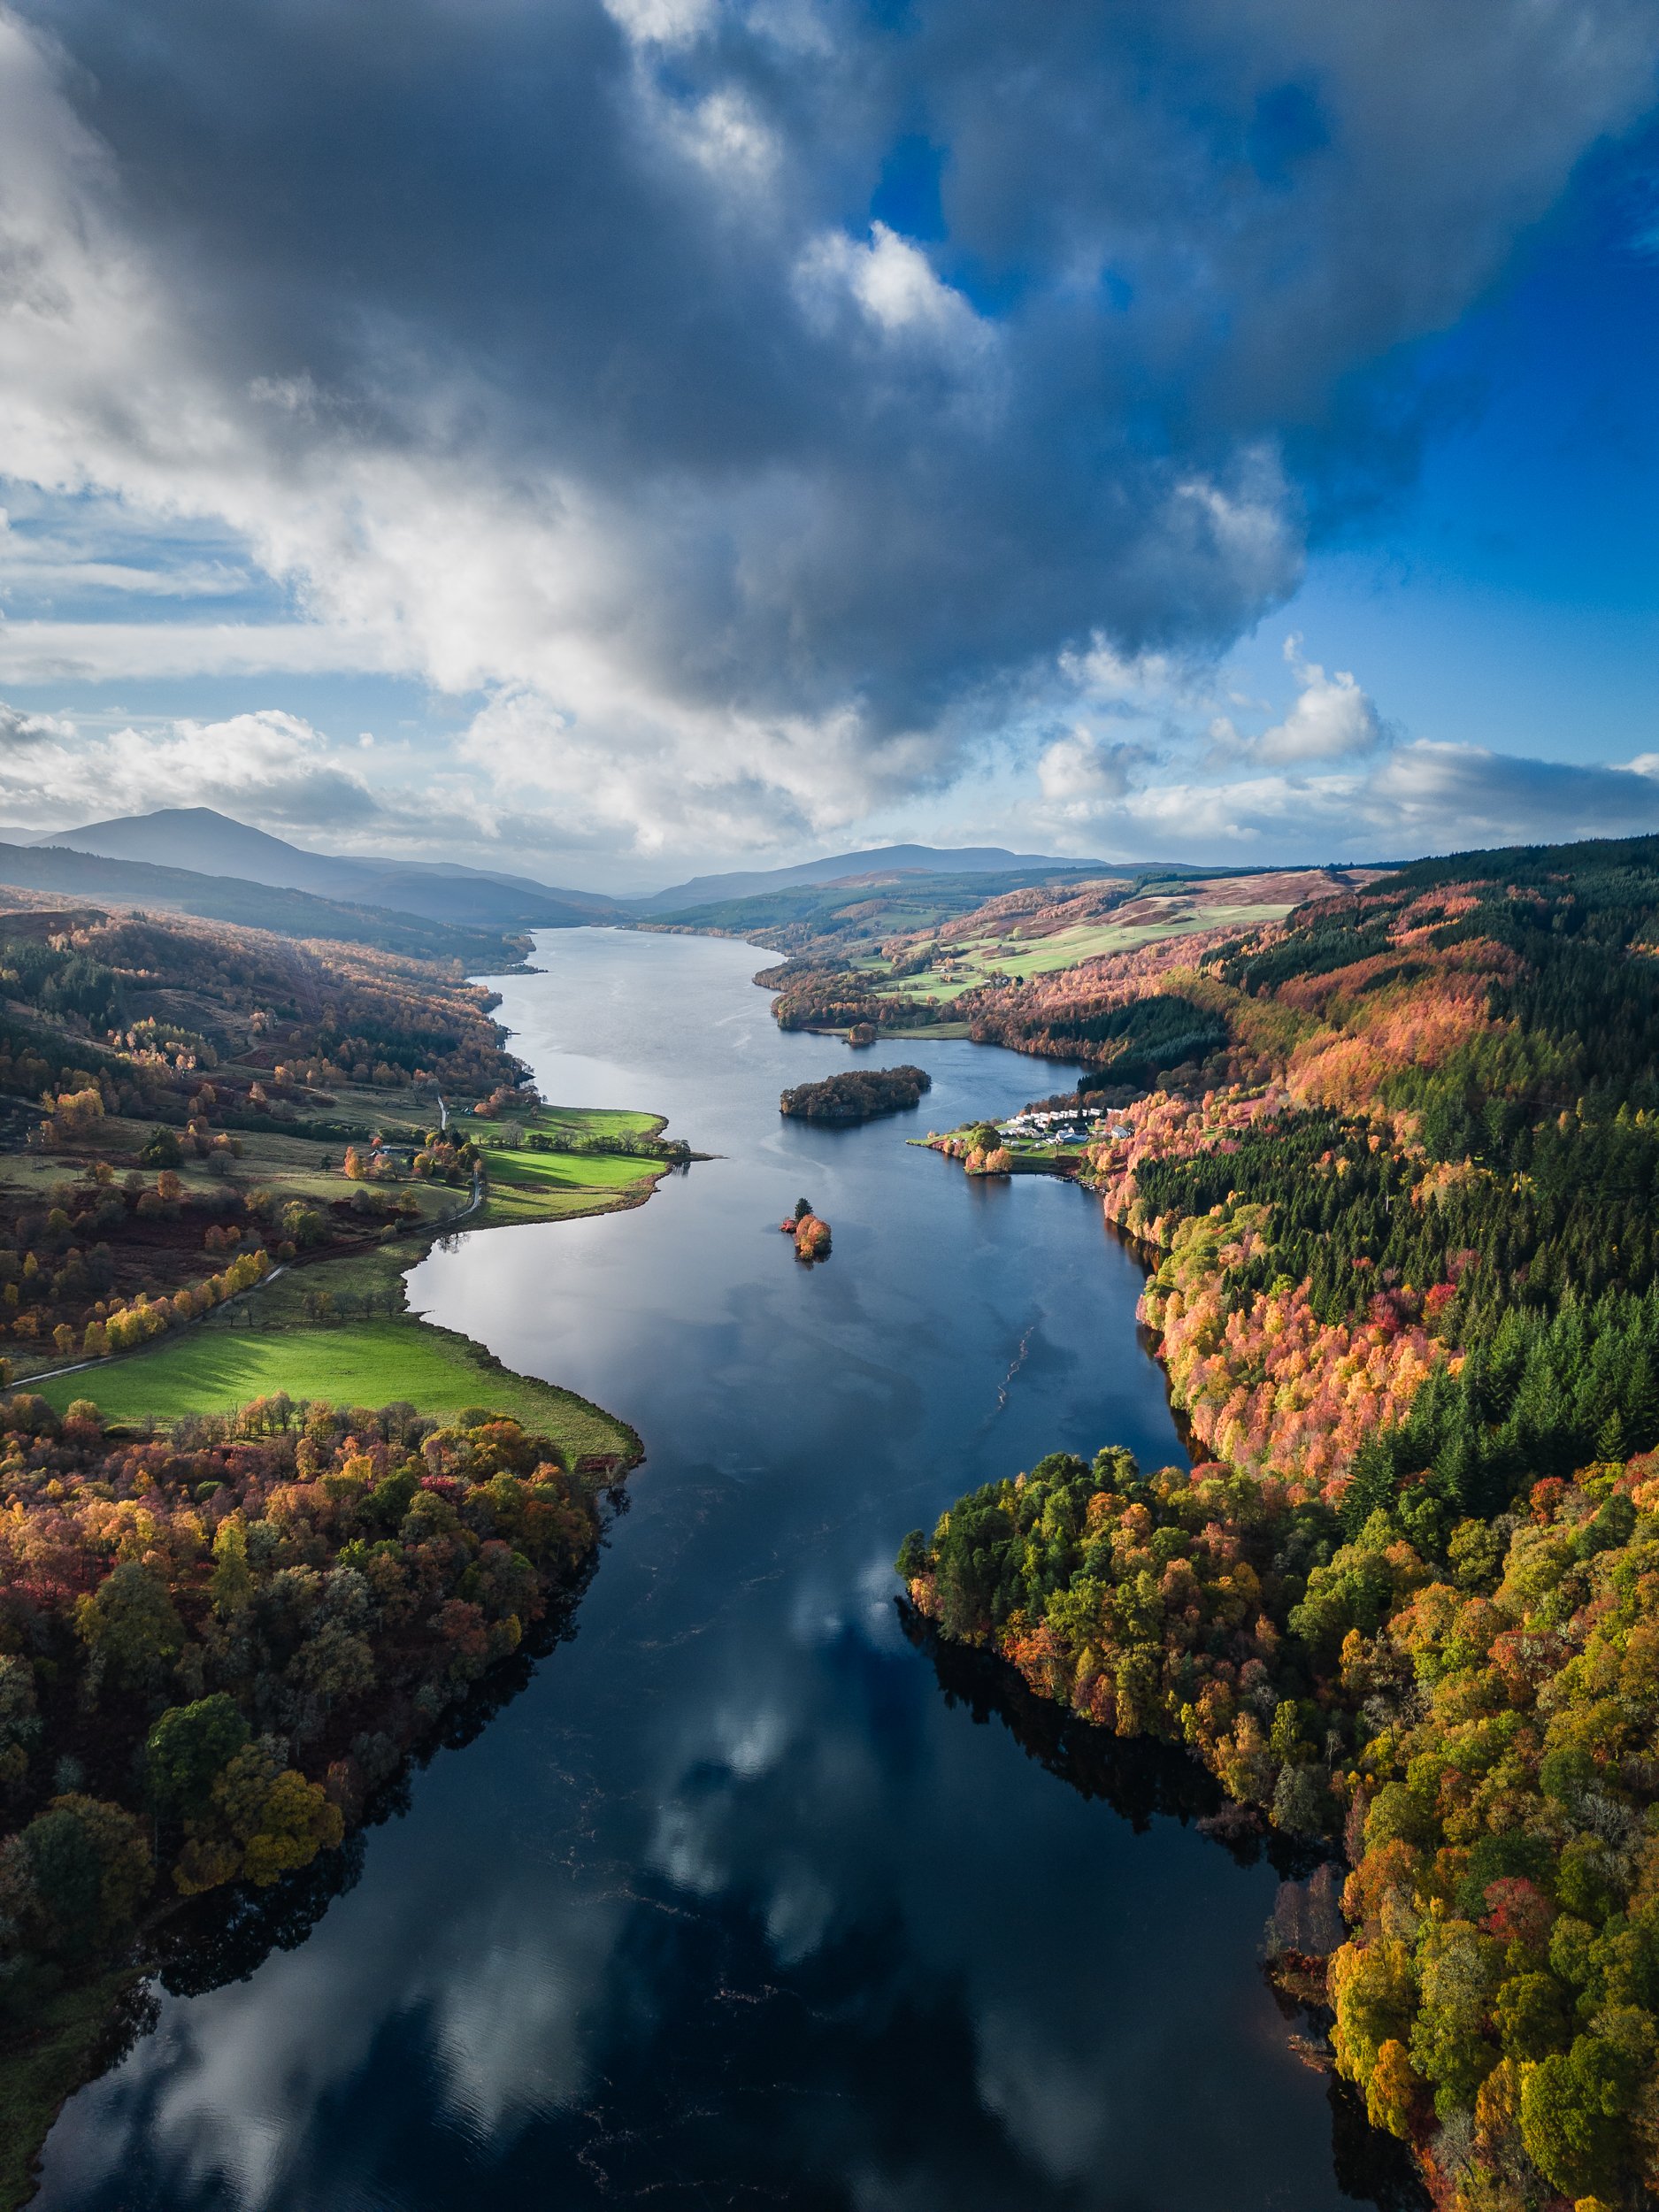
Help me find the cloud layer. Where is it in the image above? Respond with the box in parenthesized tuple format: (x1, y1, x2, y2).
(0, 709, 381, 832)
(0, 0, 1654, 863)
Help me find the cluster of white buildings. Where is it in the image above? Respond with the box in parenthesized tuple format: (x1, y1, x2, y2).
(997, 1107, 1133, 1145)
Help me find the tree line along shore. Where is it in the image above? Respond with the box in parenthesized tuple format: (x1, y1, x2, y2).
(0, 898, 681, 2204)
(21, 830, 1659, 2212)
(899, 833, 1659, 2212)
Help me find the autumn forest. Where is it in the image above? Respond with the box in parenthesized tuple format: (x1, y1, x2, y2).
(903, 834, 1659, 2211)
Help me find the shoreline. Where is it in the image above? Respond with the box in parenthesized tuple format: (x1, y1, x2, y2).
(4, 1105, 680, 2208)
(31, 1106, 679, 1457)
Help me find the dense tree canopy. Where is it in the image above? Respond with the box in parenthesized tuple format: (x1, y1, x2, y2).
(910, 835, 1659, 2210)
(0, 1393, 613, 2032)
(779, 1066, 932, 1122)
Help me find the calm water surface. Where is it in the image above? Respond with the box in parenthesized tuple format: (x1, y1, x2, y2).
(36, 929, 1379, 2212)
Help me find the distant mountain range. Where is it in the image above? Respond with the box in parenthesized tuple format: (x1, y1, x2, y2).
(0, 838, 515, 966)
(34, 809, 618, 932)
(23, 810, 1149, 924)
(631, 842, 1142, 910)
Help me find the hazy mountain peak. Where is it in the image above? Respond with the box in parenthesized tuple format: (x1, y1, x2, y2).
(630, 843, 1133, 913)
(34, 808, 616, 929)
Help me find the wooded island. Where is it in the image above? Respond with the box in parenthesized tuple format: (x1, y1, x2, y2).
(779, 1065, 931, 1123)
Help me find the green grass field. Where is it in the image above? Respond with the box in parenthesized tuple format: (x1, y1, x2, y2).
(36, 1318, 634, 1458)
(28, 1101, 668, 1457)
(470, 1104, 663, 1144)
(477, 1143, 657, 1227)
(867, 899, 1295, 1001)
(534, 1106, 663, 1141)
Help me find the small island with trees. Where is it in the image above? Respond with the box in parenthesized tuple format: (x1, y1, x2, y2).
(779, 1197, 831, 1261)
(778, 1065, 931, 1124)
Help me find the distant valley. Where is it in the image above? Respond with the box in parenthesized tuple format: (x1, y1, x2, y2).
(19, 806, 1218, 945)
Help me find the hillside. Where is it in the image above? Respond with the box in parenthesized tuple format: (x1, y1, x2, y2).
(751, 865, 1366, 1046)
(641, 863, 1125, 960)
(907, 830, 1659, 2211)
(627, 841, 1163, 913)
(0, 839, 518, 966)
(40, 809, 617, 932)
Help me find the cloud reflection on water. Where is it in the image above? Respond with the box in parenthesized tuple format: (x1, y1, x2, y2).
(35, 930, 1363, 2212)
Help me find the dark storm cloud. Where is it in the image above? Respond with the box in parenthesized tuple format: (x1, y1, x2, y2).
(6, 0, 1658, 834)
(1365, 741, 1659, 846)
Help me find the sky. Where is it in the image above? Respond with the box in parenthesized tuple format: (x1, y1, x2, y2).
(0, 0, 1657, 893)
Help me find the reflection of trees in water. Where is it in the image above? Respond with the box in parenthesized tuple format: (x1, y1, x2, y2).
(155, 1836, 370, 1998)
(53, 1534, 1426, 2212)
(85, 1975, 163, 2086)
(899, 1599, 1430, 2212)
(899, 1596, 1237, 1841)
(1326, 2077, 1432, 2211)
(153, 1544, 602, 2002)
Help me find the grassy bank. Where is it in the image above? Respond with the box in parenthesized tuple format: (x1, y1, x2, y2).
(0, 1973, 143, 2212)
(33, 1102, 672, 1458)
(475, 1141, 656, 1227)
(36, 1317, 634, 1456)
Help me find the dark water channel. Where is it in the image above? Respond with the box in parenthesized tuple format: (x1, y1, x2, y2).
(37, 928, 1386, 2212)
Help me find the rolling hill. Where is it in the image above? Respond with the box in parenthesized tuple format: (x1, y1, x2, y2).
(626, 842, 1175, 911)
(0, 839, 518, 964)
(37, 808, 618, 931)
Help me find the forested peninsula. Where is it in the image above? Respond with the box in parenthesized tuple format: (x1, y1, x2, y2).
(0, 897, 672, 2205)
(902, 834, 1659, 2212)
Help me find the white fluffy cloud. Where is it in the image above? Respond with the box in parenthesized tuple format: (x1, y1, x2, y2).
(796, 222, 994, 357)
(0, 706, 382, 833)
(1247, 637, 1386, 764)
(1072, 742, 1659, 862)
(0, 0, 1651, 865)
(459, 682, 958, 857)
(1003, 628, 1659, 864)
(1035, 729, 1150, 818)
(0, 699, 73, 748)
